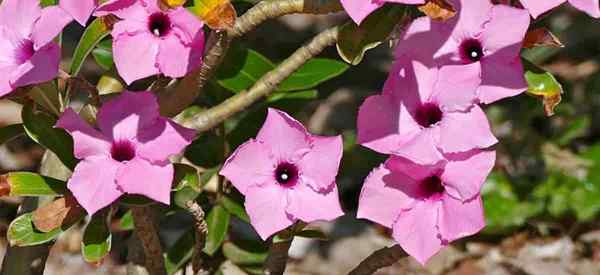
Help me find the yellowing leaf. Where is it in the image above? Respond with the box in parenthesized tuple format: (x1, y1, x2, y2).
(192, 0, 236, 30)
(161, 0, 187, 8)
(418, 0, 456, 21)
(523, 28, 564, 49)
(523, 59, 563, 116)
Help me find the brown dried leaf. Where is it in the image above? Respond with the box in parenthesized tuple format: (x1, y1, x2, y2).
(523, 28, 564, 49)
(32, 195, 85, 232)
(418, 0, 456, 21)
(0, 174, 10, 197)
(192, 0, 237, 30)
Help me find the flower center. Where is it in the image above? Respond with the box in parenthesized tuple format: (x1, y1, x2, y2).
(148, 12, 172, 37)
(460, 39, 484, 63)
(14, 40, 34, 65)
(415, 103, 443, 128)
(421, 175, 445, 200)
(274, 162, 299, 187)
(111, 140, 136, 162)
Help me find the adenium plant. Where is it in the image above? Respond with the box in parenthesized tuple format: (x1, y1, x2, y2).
(0, 0, 583, 274)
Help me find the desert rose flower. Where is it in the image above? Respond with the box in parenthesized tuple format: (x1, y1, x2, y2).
(340, 0, 425, 25)
(357, 149, 495, 264)
(103, 0, 205, 84)
(56, 91, 196, 215)
(396, 0, 530, 104)
(357, 59, 497, 165)
(0, 0, 72, 97)
(59, 0, 139, 26)
(220, 108, 344, 240)
(520, 0, 599, 18)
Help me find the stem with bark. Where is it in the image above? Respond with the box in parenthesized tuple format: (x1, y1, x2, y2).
(131, 206, 167, 275)
(347, 245, 408, 275)
(185, 201, 209, 275)
(264, 239, 293, 275)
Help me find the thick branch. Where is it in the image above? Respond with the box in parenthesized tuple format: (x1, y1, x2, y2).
(264, 239, 293, 275)
(182, 26, 339, 131)
(347, 245, 407, 275)
(131, 206, 166, 275)
(231, 0, 343, 37)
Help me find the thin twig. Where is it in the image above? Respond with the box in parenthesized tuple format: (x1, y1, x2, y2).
(185, 201, 209, 275)
(181, 25, 340, 131)
(347, 245, 408, 275)
(231, 0, 343, 37)
(131, 206, 167, 275)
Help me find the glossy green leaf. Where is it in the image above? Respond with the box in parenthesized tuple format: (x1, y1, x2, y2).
(3, 172, 67, 196)
(8, 213, 63, 246)
(221, 195, 249, 223)
(222, 241, 267, 265)
(0, 124, 24, 144)
(216, 46, 274, 93)
(22, 103, 77, 170)
(172, 163, 203, 209)
(70, 18, 111, 76)
(278, 59, 349, 91)
(523, 59, 563, 116)
(337, 5, 406, 65)
(119, 210, 134, 231)
(41, 0, 57, 6)
(165, 230, 195, 275)
(185, 132, 225, 167)
(92, 39, 114, 71)
(203, 205, 230, 255)
(29, 82, 61, 116)
(81, 212, 112, 263)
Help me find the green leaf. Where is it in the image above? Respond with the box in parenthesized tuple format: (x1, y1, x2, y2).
(267, 89, 318, 103)
(81, 212, 112, 263)
(0, 124, 24, 144)
(22, 103, 77, 170)
(523, 59, 563, 116)
(278, 59, 349, 91)
(216, 46, 275, 93)
(184, 132, 225, 167)
(119, 210, 134, 231)
(70, 18, 111, 76)
(165, 230, 195, 275)
(557, 116, 590, 146)
(8, 213, 63, 246)
(3, 172, 67, 196)
(295, 229, 328, 240)
(337, 5, 406, 65)
(203, 205, 230, 255)
(92, 39, 114, 71)
(40, 0, 57, 6)
(221, 195, 249, 223)
(222, 241, 267, 265)
(172, 163, 202, 209)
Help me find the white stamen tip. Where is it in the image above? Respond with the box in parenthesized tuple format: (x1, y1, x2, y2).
(153, 29, 161, 36)
(281, 174, 289, 180)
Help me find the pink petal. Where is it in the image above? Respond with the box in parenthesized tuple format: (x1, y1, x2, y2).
(113, 31, 160, 84)
(157, 34, 199, 78)
(32, 6, 74, 50)
(393, 129, 445, 165)
(256, 108, 311, 162)
(438, 194, 485, 242)
(220, 139, 277, 195)
(136, 118, 196, 164)
(391, 200, 444, 265)
(441, 149, 496, 201)
(520, 0, 564, 18)
(0, 65, 16, 96)
(59, 0, 95, 26)
(395, 17, 453, 64)
(357, 93, 420, 154)
(96, 91, 160, 141)
(451, 0, 493, 38)
(478, 52, 527, 104)
(116, 158, 173, 205)
(357, 164, 418, 228)
(95, 0, 145, 19)
(10, 43, 60, 88)
(245, 183, 294, 240)
(385, 59, 438, 104)
(286, 181, 344, 223)
(56, 108, 111, 159)
(569, 0, 600, 17)
(432, 63, 481, 112)
(340, 0, 383, 25)
(167, 7, 204, 45)
(385, 155, 444, 182)
(437, 105, 497, 153)
(297, 135, 343, 191)
(0, 0, 41, 39)
(480, 5, 530, 55)
(68, 156, 123, 215)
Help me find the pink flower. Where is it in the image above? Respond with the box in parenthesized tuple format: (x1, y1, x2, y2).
(340, 0, 425, 25)
(357, 59, 497, 165)
(396, 0, 531, 104)
(0, 0, 72, 97)
(520, 0, 600, 18)
(59, 0, 139, 26)
(219, 108, 344, 240)
(103, 0, 205, 84)
(56, 91, 196, 215)
(357, 149, 495, 264)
